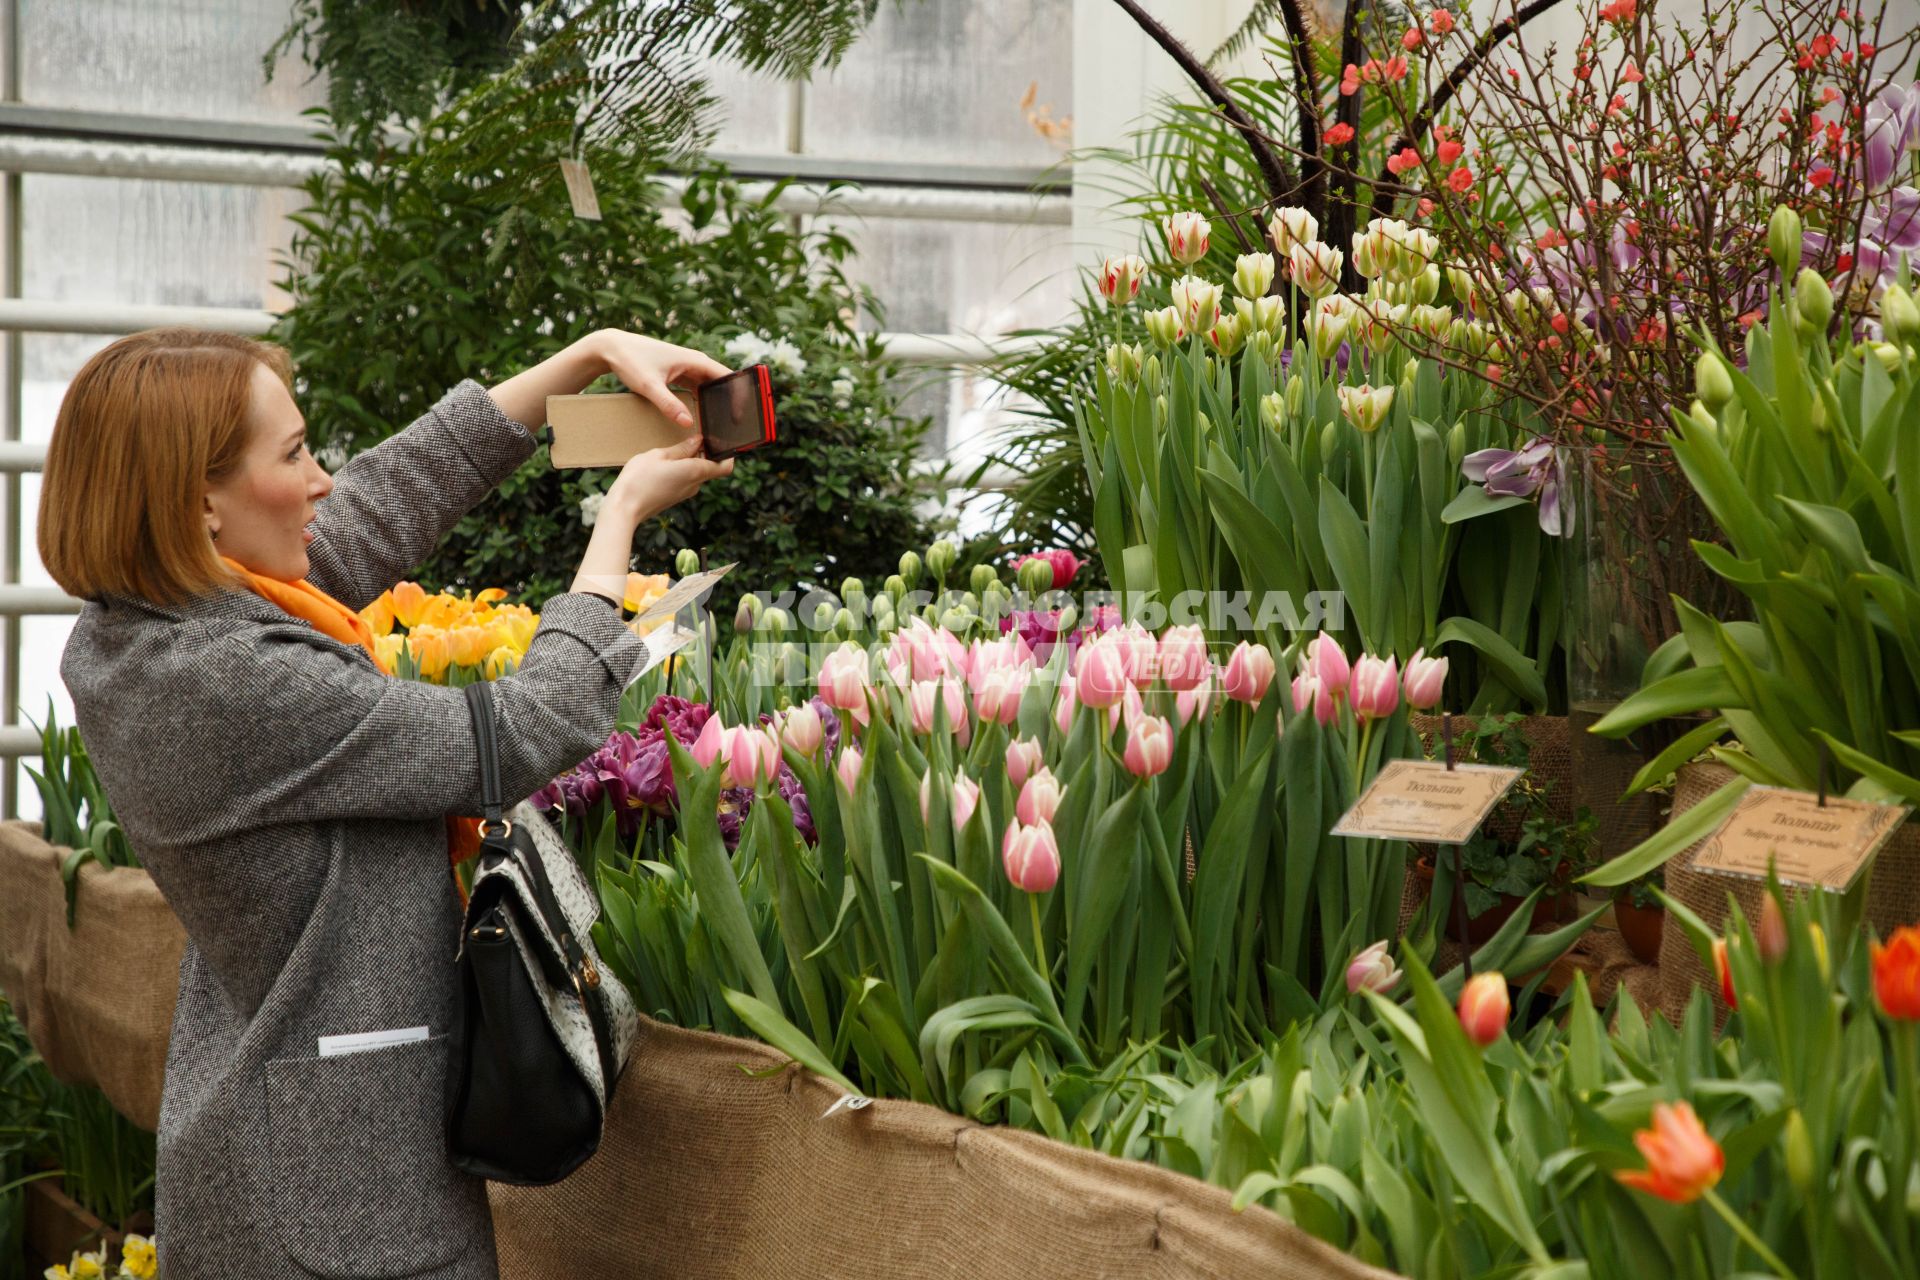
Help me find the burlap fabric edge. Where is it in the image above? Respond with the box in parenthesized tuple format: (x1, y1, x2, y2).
(488, 1015, 1404, 1280)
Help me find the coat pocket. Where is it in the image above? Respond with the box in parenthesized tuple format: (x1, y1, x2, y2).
(264, 1034, 474, 1278)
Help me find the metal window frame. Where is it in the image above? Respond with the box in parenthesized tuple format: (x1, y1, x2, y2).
(0, 91, 1066, 804)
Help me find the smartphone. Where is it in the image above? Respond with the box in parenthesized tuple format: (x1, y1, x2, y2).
(696, 365, 777, 460)
(546, 366, 776, 468)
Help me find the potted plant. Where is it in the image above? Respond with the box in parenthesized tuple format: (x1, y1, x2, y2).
(1613, 867, 1666, 964)
(1412, 714, 1601, 945)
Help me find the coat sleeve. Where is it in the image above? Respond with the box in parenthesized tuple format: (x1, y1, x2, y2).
(302, 381, 539, 611)
(157, 594, 645, 842)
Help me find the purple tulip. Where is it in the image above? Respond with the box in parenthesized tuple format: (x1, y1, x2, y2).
(1461, 438, 1573, 536)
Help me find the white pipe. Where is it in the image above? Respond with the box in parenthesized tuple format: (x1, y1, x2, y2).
(0, 586, 82, 616)
(0, 135, 1069, 224)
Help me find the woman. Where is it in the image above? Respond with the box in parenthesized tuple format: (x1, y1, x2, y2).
(39, 327, 732, 1278)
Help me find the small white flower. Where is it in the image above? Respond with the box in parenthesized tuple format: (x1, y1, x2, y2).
(724, 332, 770, 366)
(766, 338, 807, 376)
(314, 441, 349, 471)
(579, 490, 606, 528)
(830, 377, 855, 407)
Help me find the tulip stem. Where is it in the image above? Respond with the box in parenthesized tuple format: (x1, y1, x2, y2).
(1029, 892, 1049, 980)
(1701, 1188, 1798, 1280)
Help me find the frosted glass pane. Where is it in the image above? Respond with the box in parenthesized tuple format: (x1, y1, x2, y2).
(805, 0, 1073, 170)
(828, 214, 1075, 454)
(21, 0, 325, 122)
(698, 64, 794, 156)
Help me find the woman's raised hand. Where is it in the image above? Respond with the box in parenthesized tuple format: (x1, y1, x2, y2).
(591, 330, 732, 431)
(605, 434, 733, 525)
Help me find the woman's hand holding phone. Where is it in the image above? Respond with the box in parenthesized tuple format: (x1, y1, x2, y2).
(591, 331, 731, 431)
(606, 435, 734, 524)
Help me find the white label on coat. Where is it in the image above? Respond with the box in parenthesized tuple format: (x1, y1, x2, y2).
(317, 1025, 429, 1057)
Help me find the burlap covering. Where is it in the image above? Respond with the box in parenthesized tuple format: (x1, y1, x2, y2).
(0, 821, 183, 1131)
(1659, 762, 1920, 1023)
(488, 1017, 1401, 1280)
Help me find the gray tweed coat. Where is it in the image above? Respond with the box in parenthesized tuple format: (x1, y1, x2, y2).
(62, 381, 646, 1279)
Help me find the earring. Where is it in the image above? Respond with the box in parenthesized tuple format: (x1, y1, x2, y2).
(209, 526, 220, 542)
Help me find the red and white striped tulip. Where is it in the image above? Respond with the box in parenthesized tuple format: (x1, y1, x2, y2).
(1166, 211, 1211, 265)
(1457, 971, 1510, 1046)
(1099, 253, 1148, 306)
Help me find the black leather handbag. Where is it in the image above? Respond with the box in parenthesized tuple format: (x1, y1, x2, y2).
(446, 680, 636, 1184)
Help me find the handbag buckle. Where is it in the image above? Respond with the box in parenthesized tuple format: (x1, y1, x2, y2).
(572, 957, 601, 995)
(479, 818, 514, 841)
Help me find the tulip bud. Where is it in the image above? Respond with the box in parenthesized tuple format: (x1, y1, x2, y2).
(1122, 714, 1175, 778)
(1017, 557, 1055, 598)
(836, 744, 863, 795)
(1006, 737, 1045, 789)
(1782, 1108, 1815, 1195)
(1338, 383, 1396, 434)
(676, 548, 701, 577)
(1056, 603, 1079, 633)
(1402, 647, 1448, 710)
(1171, 275, 1224, 335)
(833, 607, 856, 634)
(1410, 263, 1442, 306)
(1097, 253, 1147, 306)
(884, 573, 906, 600)
(1872, 342, 1908, 374)
(926, 539, 957, 584)
(764, 607, 792, 635)
(1104, 341, 1145, 384)
(1289, 241, 1344, 300)
(1883, 284, 1920, 348)
(1713, 938, 1737, 1008)
(1017, 767, 1066, 825)
(1684, 400, 1719, 439)
(899, 550, 923, 588)
(1794, 267, 1834, 333)
(1757, 892, 1788, 965)
(1284, 376, 1305, 417)
(1259, 391, 1284, 433)
(1237, 294, 1287, 340)
(1002, 819, 1062, 893)
(811, 601, 836, 632)
(1233, 251, 1276, 300)
(1694, 352, 1734, 409)
(841, 576, 866, 604)
(780, 702, 825, 755)
(1457, 971, 1510, 1046)
(1768, 205, 1803, 277)
(1206, 310, 1250, 358)
(1220, 641, 1276, 704)
(1143, 305, 1186, 348)
(1140, 352, 1164, 394)
(734, 592, 764, 633)
(1268, 206, 1319, 257)
(970, 564, 998, 597)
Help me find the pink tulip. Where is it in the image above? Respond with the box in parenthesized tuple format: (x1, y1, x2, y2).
(836, 745, 863, 796)
(1346, 941, 1401, 995)
(1014, 549, 1083, 590)
(973, 666, 1029, 726)
(909, 678, 970, 742)
(890, 618, 965, 684)
(1350, 655, 1401, 721)
(1017, 767, 1065, 826)
(1157, 625, 1210, 691)
(1075, 634, 1129, 709)
(692, 715, 725, 768)
(1401, 647, 1448, 710)
(1307, 632, 1351, 699)
(968, 634, 1035, 695)
(818, 645, 871, 714)
(1175, 680, 1214, 725)
(922, 771, 981, 830)
(1457, 972, 1510, 1046)
(1220, 642, 1276, 704)
(1002, 820, 1061, 893)
(1114, 622, 1159, 689)
(1292, 673, 1338, 726)
(779, 702, 824, 755)
(724, 726, 781, 789)
(1053, 679, 1080, 736)
(1122, 714, 1175, 778)
(1006, 737, 1046, 789)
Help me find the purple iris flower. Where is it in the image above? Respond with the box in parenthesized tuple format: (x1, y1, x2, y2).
(1461, 438, 1573, 537)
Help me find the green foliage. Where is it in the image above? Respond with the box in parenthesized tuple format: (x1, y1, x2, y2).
(24, 702, 137, 929)
(274, 119, 932, 608)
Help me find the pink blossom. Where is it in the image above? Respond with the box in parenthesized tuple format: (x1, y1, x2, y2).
(1157, 625, 1210, 691)
(1221, 642, 1277, 705)
(1122, 715, 1175, 778)
(1006, 737, 1046, 788)
(1175, 681, 1214, 725)
(1346, 941, 1401, 995)
(909, 678, 970, 742)
(973, 665, 1030, 726)
(1017, 767, 1065, 826)
(836, 744, 863, 796)
(922, 771, 981, 830)
(719, 725, 781, 789)
(1013, 549, 1083, 590)
(1401, 648, 1448, 710)
(817, 645, 872, 721)
(1002, 820, 1061, 893)
(1350, 655, 1401, 721)
(1292, 673, 1337, 726)
(1306, 632, 1351, 698)
(1075, 633, 1130, 709)
(1112, 622, 1159, 689)
(1053, 679, 1080, 736)
(692, 715, 725, 768)
(778, 702, 824, 755)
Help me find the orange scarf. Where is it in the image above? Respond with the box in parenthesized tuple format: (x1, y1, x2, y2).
(221, 557, 485, 878)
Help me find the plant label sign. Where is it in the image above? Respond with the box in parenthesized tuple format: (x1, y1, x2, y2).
(1690, 785, 1911, 892)
(1330, 760, 1525, 845)
(628, 562, 738, 632)
(558, 158, 602, 221)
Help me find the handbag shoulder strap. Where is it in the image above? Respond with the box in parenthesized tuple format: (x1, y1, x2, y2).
(463, 681, 506, 833)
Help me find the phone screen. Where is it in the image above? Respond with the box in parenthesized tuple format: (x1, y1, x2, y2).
(698, 365, 775, 459)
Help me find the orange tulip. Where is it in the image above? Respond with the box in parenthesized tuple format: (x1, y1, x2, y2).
(408, 628, 452, 681)
(1713, 938, 1737, 1008)
(419, 595, 463, 631)
(1457, 971, 1509, 1046)
(1616, 1102, 1724, 1203)
(1756, 893, 1789, 965)
(390, 581, 429, 629)
(475, 587, 508, 606)
(449, 626, 492, 668)
(360, 591, 396, 637)
(1871, 925, 1920, 1020)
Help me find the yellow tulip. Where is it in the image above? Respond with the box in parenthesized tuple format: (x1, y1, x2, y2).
(500, 611, 538, 651)
(390, 581, 428, 629)
(625, 572, 670, 613)
(360, 591, 396, 637)
(418, 595, 462, 631)
(475, 587, 508, 606)
(450, 626, 492, 668)
(484, 645, 519, 679)
(409, 628, 452, 681)
(374, 633, 405, 673)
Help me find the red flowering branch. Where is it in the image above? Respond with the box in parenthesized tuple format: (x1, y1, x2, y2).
(1365, 0, 1569, 224)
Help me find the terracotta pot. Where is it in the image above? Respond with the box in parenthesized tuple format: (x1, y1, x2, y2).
(1413, 857, 1568, 947)
(1614, 899, 1665, 964)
